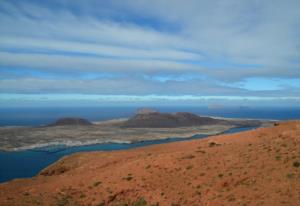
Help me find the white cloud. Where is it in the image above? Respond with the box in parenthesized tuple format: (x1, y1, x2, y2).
(0, 0, 300, 99)
(0, 51, 202, 73)
(0, 77, 299, 98)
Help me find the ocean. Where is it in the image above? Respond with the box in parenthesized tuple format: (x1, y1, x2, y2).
(0, 127, 254, 183)
(1, 106, 300, 126)
(0, 106, 300, 183)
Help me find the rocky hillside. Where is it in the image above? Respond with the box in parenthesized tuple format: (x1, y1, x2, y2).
(122, 112, 225, 128)
(122, 111, 263, 128)
(0, 121, 299, 205)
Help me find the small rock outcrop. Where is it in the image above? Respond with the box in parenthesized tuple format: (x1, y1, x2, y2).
(48, 117, 93, 126)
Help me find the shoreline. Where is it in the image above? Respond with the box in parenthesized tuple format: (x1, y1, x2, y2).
(1, 121, 298, 205)
(0, 116, 276, 127)
(0, 125, 258, 184)
(0, 129, 223, 152)
(0, 116, 272, 152)
(0, 125, 259, 152)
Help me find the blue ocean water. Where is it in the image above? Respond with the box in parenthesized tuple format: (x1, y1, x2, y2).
(1, 106, 300, 126)
(0, 107, 136, 126)
(0, 127, 253, 183)
(0, 106, 300, 183)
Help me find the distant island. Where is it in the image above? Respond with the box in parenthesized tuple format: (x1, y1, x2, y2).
(0, 110, 272, 151)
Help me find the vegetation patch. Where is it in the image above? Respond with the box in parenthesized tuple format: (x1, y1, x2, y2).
(79, 193, 86, 198)
(123, 174, 133, 181)
(186, 165, 193, 170)
(209, 142, 220, 147)
(275, 155, 281, 160)
(132, 197, 147, 206)
(286, 173, 295, 179)
(182, 154, 195, 159)
(96, 202, 105, 206)
(196, 150, 206, 154)
(93, 181, 102, 187)
(293, 161, 300, 168)
(55, 195, 70, 206)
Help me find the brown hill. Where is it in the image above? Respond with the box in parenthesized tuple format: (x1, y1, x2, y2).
(122, 112, 224, 128)
(48, 117, 93, 126)
(0, 121, 299, 206)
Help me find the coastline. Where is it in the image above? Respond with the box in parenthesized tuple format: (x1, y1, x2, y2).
(0, 116, 273, 152)
(0, 125, 258, 184)
(1, 121, 299, 205)
(1, 126, 260, 153)
(0, 125, 233, 152)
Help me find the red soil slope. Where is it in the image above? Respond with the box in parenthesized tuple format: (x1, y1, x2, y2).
(0, 121, 299, 206)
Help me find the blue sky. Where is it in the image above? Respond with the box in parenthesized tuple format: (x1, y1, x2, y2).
(0, 0, 300, 107)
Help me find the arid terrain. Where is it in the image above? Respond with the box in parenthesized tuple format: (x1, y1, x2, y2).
(0, 112, 265, 151)
(0, 119, 233, 151)
(0, 121, 299, 206)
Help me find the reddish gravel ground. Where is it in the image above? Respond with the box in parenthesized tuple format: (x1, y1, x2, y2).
(0, 121, 299, 206)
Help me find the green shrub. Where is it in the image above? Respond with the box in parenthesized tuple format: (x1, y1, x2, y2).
(293, 161, 300, 168)
(96, 202, 105, 206)
(209, 142, 219, 147)
(93, 181, 102, 187)
(275, 155, 281, 160)
(182, 155, 195, 159)
(286, 173, 295, 178)
(186, 165, 193, 170)
(132, 197, 147, 206)
(124, 176, 133, 181)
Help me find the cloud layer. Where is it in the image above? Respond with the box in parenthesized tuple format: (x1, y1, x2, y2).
(0, 0, 300, 106)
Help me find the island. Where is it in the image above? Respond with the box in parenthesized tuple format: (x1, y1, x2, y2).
(0, 111, 272, 151)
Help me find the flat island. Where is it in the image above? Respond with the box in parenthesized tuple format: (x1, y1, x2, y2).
(0, 111, 272, 151)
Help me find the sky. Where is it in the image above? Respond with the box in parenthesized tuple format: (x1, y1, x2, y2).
(0, 0, 300, 107)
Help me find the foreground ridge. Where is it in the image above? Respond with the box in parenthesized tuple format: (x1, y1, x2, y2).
(0, 121, 299, 206)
